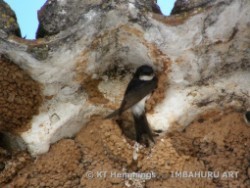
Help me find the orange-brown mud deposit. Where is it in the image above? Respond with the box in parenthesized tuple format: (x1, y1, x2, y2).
(0, 56, 42, 133)
(0, 110, 249, 187)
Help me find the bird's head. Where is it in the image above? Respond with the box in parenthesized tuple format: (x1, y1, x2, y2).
(134, 65, 155, 81)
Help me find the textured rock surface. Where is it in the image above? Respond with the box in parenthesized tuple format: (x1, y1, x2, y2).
(1, 111, 249, 187)
(0, 0, 21, 38)
(171, 0, 215, 15)
(147, 0, 250, 132)
(36, 0, 159, 38)
(0, 0, 249, 171)
(0, 1, 249, 187)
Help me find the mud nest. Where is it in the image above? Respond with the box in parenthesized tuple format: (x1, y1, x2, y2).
(0, 55, 42, 132)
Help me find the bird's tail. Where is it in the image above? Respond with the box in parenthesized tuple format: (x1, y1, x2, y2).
(105, 109, 119, 119)
(133, 113, 154, 144)
(105, 101, 127, 119)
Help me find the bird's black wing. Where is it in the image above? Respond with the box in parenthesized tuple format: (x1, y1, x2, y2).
(105, 77, 157, 119)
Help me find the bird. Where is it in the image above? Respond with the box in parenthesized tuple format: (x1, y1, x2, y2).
(105, 65, 158, 144)
(244, 111, 250, 126)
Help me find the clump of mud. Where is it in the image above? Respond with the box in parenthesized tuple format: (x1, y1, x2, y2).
(0, 148, 31, 186)
(0, 55, 42, 132)
(5, 140, 83, 187)
(1, 111, 249, 187)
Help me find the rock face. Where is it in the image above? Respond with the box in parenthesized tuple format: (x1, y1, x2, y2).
(171, 0, 215, 14)
(0, 0, 249, 158)
(36, 0, 159, 38)
(0, 0, 21, 38)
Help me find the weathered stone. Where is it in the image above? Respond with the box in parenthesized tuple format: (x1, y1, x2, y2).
(36, 0, 160, 38)
(171, 0, 216, 15)
(0, 0, 21, 38)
